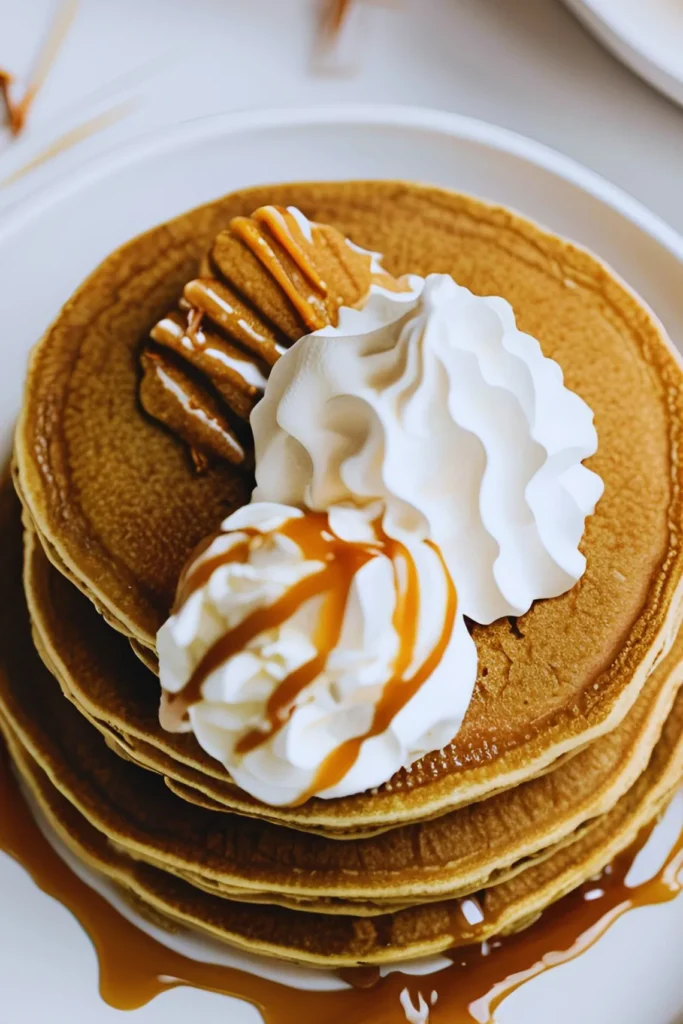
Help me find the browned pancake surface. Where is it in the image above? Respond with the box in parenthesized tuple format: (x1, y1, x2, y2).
(15, 182, 683, 819)
(2, 477, 682, 963)
(5, 497, 682, 901)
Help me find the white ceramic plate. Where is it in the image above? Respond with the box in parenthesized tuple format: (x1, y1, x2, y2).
(563, 0, 683, 108)
(1, 104, 683, 1024)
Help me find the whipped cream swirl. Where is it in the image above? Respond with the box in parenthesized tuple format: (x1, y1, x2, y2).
(158, 502, 476, 806)
(253, 274, 603, 624)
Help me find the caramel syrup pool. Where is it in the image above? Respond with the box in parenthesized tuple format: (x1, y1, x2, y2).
(1, 743, 682, 1021)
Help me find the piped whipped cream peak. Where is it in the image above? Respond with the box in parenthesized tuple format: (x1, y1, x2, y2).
(157, 501, 476, 806)
(252, 273, 604, 625)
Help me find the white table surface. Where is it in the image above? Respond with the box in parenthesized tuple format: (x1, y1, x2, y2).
(1, 0, 683, 233)
(1, 3, 683, 1023)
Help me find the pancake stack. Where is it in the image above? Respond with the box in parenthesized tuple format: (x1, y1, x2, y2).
(5, 181, 683, 966)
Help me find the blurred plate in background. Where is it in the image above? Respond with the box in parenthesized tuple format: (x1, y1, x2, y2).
(563, 0, 683, 108)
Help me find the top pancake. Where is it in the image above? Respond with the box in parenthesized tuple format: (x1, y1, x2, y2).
(22, 520, 683, 839)
(14, 180, 683, 820)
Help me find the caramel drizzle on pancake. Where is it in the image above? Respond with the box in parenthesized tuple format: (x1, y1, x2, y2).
(300, 540, 455, 804)
(139, 348, 250, 472)
(139, 205, 411, 470)
(163, 512, 456, 804)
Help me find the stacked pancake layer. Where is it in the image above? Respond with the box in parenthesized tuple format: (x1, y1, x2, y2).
(6, 181, 683, 966)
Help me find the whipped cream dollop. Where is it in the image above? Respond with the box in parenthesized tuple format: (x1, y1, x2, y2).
(253, 274, 604, 624)
(158, 501, 476, 806)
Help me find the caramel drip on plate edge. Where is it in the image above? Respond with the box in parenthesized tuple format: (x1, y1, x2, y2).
(164, 512, 455, 803)
(2, 740, 683, 1021)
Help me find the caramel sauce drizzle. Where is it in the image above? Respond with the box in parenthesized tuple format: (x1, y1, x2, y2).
(2, 736, 682, 1022)
(328, 0, 355, 35)
(0, 0, 79, 137)
(182, 279, 284, 367)
(164, 512, 456, 803)
(0, 70, 15, 133)
(139, 349, 248, 469)
(231, 205, 410, 333)
(0, 102, 136, 190)
(152, 313, 268, 416)
(140, 205, 412, 469)
(255, 206, 329, 293)
(164, 513, 379, 733)
(231, 209, 331, 332)
(300, 540, 455, 804)
(315, 0, 361, 72)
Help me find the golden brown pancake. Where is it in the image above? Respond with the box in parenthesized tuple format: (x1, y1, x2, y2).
(15, 181, 683, 826)
(2, 466, 683, 964)
(23, 520, 683, 841)
(1, 492, 679, 907)
(3, 688, 682, 966)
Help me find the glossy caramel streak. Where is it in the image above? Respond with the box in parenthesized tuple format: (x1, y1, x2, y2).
(253, 204, 413, 304)
(183, 279, 284, 367)
(254, 206, 329, 294)
(151, 313, 267, 420)
(166, 513, 458, 804)
(231, 215, 330, 332)
(139, 350, 247, 468)
(386, 536, 419, 680)
(0, 0, 78, 137)
(175, 539, 251, 611)
(301, 540, 456, 802)
(231, 205, 411, 334)
(0, 70, 15, 131)
(165, 514, 378, 733)
(235, 551, 372, 758)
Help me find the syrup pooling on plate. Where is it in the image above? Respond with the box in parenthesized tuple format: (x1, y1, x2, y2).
(2, 738, 682, 1021)
(161, 506, 459, 804)
(139, 205, 420, 469)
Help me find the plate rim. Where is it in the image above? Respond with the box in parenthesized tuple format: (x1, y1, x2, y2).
(1, 103, 683, 264)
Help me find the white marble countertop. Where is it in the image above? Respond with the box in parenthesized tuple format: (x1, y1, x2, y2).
(1, 0, 683, 233)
